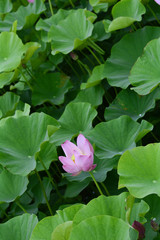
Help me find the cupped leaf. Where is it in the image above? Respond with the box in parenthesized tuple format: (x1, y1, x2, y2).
(0, 0, 46, 31)
(69, 215, 138, 240)
(88, 115, 153, 159)
(0, 169, 28, 203)
(49, 9, 94, 55)
(0, 32, 25, 72)
(30, 204, 83, 240)
(0, 214, 38, 240)
(73, 192, 149, 226)
(51, 221, 73, 240)
(32, 73, 72, 106)
(81, 64, 106, 89)
(50, 102, 97, 145)
(105, 88, 160, 121)
(104, 0, 146, 32)
(104, 26, 160, 88)
(72, 85, 104, 107)
(118, 143, 160, 198)
(0, 72, 14, 88)
(129, 38, 160, 95)
(0, 0, 12, 14)
(0, 112, 59, 176)
(36, 9, 74, 42)
(0, 92, 20, 119)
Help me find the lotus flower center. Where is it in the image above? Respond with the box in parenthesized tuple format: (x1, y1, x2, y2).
(71, 154, 75, 163)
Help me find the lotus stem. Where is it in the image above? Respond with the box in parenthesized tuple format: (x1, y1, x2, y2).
(89, 171, 103, 195)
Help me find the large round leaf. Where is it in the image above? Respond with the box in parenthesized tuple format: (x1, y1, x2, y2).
(0, 32, 25, 72)
(69, 215, 138, 240)
(88, 116, 153, 159)
(0, 0, 12, 14)
(30, 204, 83, 240)
(73, 192, 148, 225)
(118, 143, 160, 198)
(105, 88, 160, 121)
(50, 102, 97, 145)
(0, 0, 46, 31)
(73, 85, 104, 107)
(103, 0, 145, 32)
(129, 38, 160, 95)
(0, 169, 28, 203)
(0, 214, 38, 240)
(104, 26, 160, 88)
(32, 73, 72, 106)
(0, 112, 59, 176)
(49, 9, 94, 55)
(51, 221, 72, 240)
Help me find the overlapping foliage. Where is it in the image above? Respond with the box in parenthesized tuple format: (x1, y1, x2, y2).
(0, 0, 160, 239)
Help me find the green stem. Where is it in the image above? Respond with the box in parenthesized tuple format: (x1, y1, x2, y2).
(147, 4, 160, 25)
(69, 0, 75, 7)
(19, 69, 33, 91)
(80, 50, 95, 66)
(38, 156, 62, 198)
(89, 172, 103, 195)
(86, 46, 102, 65)
(16, 201, 28, 213)
(125, 195, 135, 224)
(77, 59, 91, 75)
(87, 38, 105, 55)
(100, 182, 110, 196)
(65, 57, 80, 79)
(132, 23, 137, 31)
(53, 162, 62, 177)
(151, 132, 160, 142)
(35, 169, 53, 215)
(48, 0, 54, 16)
(0, 206, 9, 219)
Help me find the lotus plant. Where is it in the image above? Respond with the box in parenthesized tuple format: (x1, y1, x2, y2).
(59, 134, 96, 176)
(27, 0, 34, 3)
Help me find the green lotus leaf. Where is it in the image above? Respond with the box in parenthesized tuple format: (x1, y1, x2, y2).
(36, 9, 73, 42)
(0, 0, 12, 14)
(118, 143, 160, 198)
(104, 0, 146, 32)
(0, 0, 46, 31)
(0, 214, 38, 240)
(51, 221, 73, 240)
(36, 141, 57, 172)
(50, 102, 97, 145)
(104, 26, 160, 88)
(72, 85, 104, 107)
(0, 72, 15, 88)
(92, 21, 111, 42)
(32, 73, 72, 106)
(81, 64, 106, 89)
(105, 88, 160, 121)
(0, 169, 28, 203)
(49, 9, 94, 55)
(0, 92, 20, 119)
(0, 32, 25, 72)
(30, 204, 83, 240)
(23, 42, 41, 63)
(0, 112, 59, 176)
(69, 215, 138, 240)
(64, 179, 91, 198)
(88, 115, 153, 159)
(73, 193, 149, 226)
(129, 38, 160, 95)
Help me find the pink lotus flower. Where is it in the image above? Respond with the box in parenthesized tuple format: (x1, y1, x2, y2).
(59, 134, 96, 176)
(154, 0, 160, 5)
(28, 0, 34, 3)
